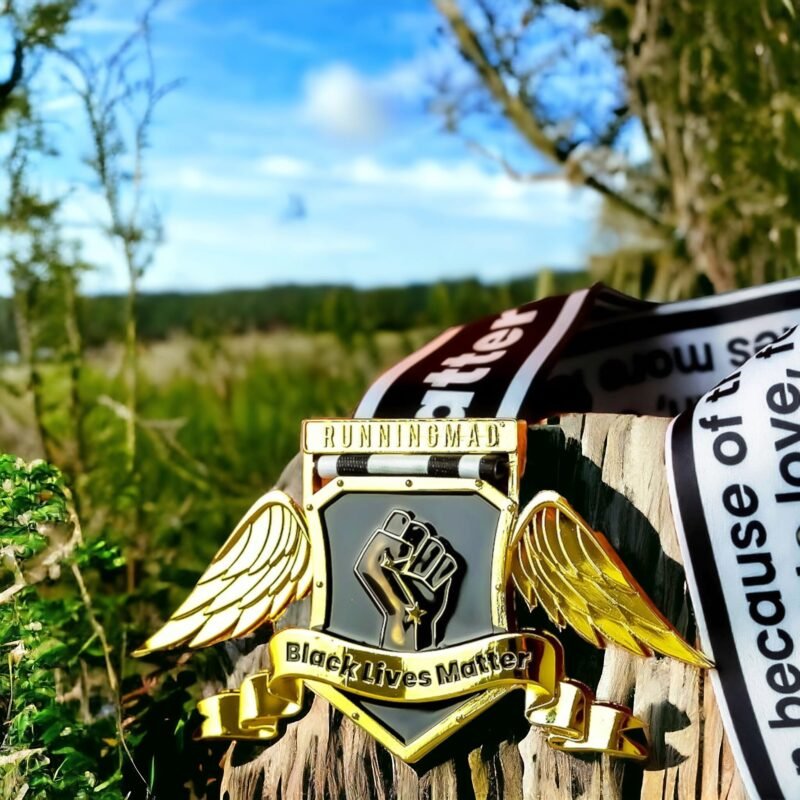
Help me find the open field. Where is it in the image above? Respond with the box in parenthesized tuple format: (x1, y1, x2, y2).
(0, 328, 430, 570)
(1, 328, 427, 460)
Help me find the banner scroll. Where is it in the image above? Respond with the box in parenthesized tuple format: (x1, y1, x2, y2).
(199, 628, 646, 759)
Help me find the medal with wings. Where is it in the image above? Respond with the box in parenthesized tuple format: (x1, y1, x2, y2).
(134, 418, 710, 763)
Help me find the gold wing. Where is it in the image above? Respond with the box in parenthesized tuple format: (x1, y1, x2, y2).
(508, 490, 711, 667)
(133, 490, 312, 656)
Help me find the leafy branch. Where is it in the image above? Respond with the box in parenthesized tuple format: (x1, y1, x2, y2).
(0, 456, 128, 798)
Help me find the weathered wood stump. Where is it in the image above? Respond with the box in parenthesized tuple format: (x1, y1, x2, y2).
(218, 415, 747, 800)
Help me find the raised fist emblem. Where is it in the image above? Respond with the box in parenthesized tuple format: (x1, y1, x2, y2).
(355, 510, 460, 651)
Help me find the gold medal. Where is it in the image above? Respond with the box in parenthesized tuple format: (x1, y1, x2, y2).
(134, 418, 710, 763)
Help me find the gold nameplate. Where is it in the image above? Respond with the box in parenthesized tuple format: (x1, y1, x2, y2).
(303, 418, 517, 454)
(134, 419, 710, 763)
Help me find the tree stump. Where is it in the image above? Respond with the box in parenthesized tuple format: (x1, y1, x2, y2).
(218, 415, 747, 800)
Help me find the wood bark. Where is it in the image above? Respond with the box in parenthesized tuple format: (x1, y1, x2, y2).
(219, 415, 746, 800)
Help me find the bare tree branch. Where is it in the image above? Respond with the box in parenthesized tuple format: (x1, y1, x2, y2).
(463, 138, 563, 182)
(434, 0, 671, 232)
(0, 39, 24, 104)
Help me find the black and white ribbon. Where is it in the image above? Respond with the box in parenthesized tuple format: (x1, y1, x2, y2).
(668, 325, 800, 800)
(356, 276, 800, 800)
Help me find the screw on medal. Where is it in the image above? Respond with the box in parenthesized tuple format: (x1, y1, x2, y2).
(133, 416, 712, 764)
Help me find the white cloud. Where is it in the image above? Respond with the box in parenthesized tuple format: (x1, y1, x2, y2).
(148, 151, 596, 227)
(301, 63, 386, 142)
(79, 142, 598, 294)
(373, 58, 429, 104)
(373, 41, 463, 105)
(335, 156, 547, 201)
(167, 216, 374, 256)
(151, 151, 588, 212)
(0, 5, 605, 299)
(258, 155, 311, 178)
(339, 156, 503, 195)
(158, 165, 268, 197)
(41, 94, 81, 113)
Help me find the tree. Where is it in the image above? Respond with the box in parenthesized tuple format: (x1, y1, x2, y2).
(433, 0, 800, 297)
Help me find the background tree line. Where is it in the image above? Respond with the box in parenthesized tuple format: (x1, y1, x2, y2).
(0, 270, 588, 352)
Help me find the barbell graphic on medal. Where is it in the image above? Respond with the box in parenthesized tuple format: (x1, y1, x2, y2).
(134, 418, 711, 763)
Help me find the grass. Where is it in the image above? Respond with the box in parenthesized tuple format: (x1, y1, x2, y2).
(0, 327, 431, 613)
(0, 327, 435, 798)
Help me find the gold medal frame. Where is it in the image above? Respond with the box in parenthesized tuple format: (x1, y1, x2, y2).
(300, 423, 522, 762)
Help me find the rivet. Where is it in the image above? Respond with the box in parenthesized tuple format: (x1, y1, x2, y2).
(405, 479, 413, 487)
(475, 479, 483, 489)
(316, 581, 324, 588)
(306, 503, 313, 511)
(507, 503, 515, 512)
(337, 479, 344, 487)
(352, 712, 360, 720)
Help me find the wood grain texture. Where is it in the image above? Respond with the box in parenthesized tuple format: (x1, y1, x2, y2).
(219, 416, 747, 800)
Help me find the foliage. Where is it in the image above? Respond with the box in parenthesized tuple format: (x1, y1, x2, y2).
(434, 0, 800, 297)
(0, 1, 78, 129)
(0, 453, 230, 799)
(0, 455, 124, 799)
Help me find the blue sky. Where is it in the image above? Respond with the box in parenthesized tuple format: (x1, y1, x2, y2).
(4, 0, 606, 294)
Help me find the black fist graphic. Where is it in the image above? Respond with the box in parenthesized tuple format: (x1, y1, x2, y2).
(356, 510, 459, 651)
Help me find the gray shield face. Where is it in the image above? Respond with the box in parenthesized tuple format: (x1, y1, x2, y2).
(319, 490, 503, 747)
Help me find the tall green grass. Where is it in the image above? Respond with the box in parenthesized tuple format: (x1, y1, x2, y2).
(0, 328, 429, 798)
(2, 328, 426, 565)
